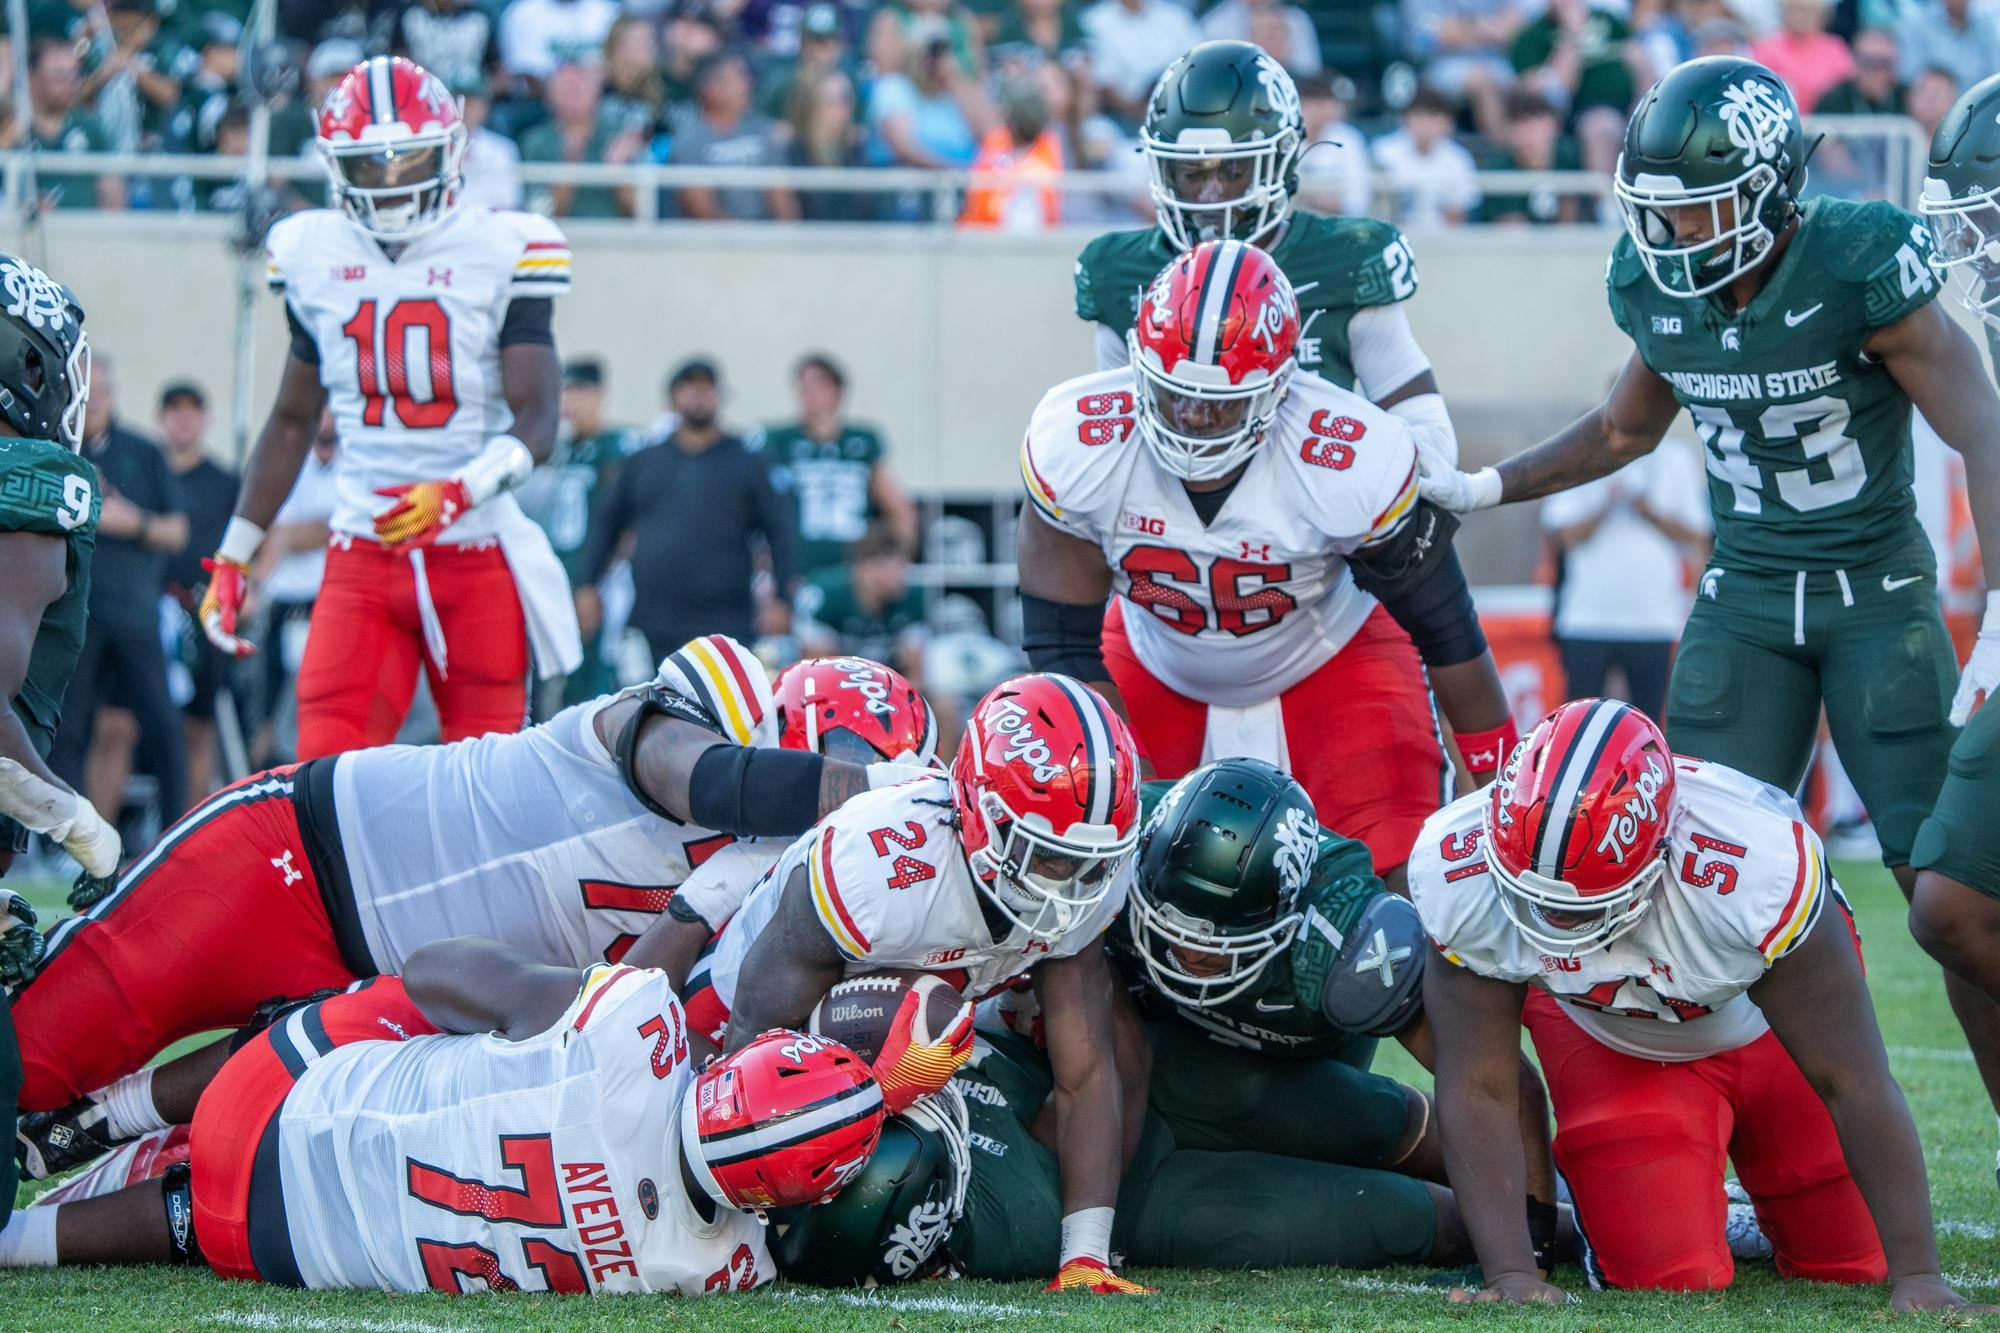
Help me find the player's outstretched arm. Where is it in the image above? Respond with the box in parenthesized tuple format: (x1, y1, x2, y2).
(720, 863, 847, 1053)
(1753, 910, 1998, 1314)
(1036, 938, 1150, 1295)
(1392, 1011, 1560, 1209)
(1419, 349, 1680, 512)
(402, 936, 588, 1041)
(1870, 302, 2000, 722)
(498, 338, 562, 464)
(1016, 504, 1136, 727)
(1423, 955, 1567, 1305)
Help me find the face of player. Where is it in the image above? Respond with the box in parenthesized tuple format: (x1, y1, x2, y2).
(1166, 941, 1231, 978)
(339, 143, 443, 217)
(1165, 156, 1256, 209)
(1155, 385, 1250, 441)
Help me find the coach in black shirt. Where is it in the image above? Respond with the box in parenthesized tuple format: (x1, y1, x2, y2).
(579, 359, 798, 658)
(51, 354, 191, 830)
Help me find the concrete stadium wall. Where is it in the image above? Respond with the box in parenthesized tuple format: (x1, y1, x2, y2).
(9, 215, 1645, 578)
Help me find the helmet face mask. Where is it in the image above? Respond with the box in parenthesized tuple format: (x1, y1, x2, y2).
(1921, 184, 2000, 333)
(1141, 41, 1305, 251)
(0, 251, 90, 452)
(317, 57, 467, 243)
(1617, 163, 1784, 299)
(967, 789, 1130, 940)
(1128, 878, 1302, 1006)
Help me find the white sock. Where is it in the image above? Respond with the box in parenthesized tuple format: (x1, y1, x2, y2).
(0, 1205, 59, 1267)
(99, 1068, 166, 1140)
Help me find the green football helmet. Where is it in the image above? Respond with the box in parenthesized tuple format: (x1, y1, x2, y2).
(1614, 57, 1808, 299)
(770, 1086, 970, 1288)
(1141, 40, 1305, 251)
(1127, 758, 1317, 1008)
(1920, 72, 2000, 332)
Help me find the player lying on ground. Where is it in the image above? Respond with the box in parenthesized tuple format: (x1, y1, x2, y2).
(773, 1023, 1568, 1285)
(1418, 56, 2000, 1134)
(0, 937, 888, 1294)
(0, 251, 113, 1235)
(1019, 240, 1513, 896)
(668, 673, 1152, 1295)
(11, 642, 932, 1179)
(1415, 699, 1991, 1312)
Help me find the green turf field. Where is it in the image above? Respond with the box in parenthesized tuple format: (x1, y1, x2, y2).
(8, 860, 2000, 1331)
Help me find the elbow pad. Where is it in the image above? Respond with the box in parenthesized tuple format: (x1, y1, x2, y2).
(1349, 503, 1489, 667)
(1021, 592, 1108, 681)
(1316, 894, 1429, 1038)
(688, 743, 826, 839)
(1387, 392, 1458, 475)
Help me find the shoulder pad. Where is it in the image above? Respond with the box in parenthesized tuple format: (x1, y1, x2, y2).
(1073, 228, 1169, 327)
(1020, 370, 1139, 536)
(1311, 892, 1427, 1037)
(1294, 214, 1418, 308)
(1822, 200, 1939, 327)
(657, 634, 776, 748)
(493, 209, 574, 297)
(563, 962, 663, 1035)
(262, 210, 322, 293)
(809, 777, 954, 962)
(1672, 761, 1830, 966)
(1279, 376, 1419, 544)
(1604, 235, 1646, 335)
(0, 440, 98, 537)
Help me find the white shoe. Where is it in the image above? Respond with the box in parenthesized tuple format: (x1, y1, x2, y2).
(1724, 1178, 1773, 1261)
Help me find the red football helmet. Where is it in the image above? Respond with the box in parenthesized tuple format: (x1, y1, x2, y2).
(773, 657, 940, 766)
(951, 673, 1140, 941)
(1482, 698, 1678, 957)
(680, 1029, 885, 1214)
(1127, 238, 1300, 482)
(316, 56, 466, 241)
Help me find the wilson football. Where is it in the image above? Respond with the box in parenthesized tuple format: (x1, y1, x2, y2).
(807, 972, 967, 1064)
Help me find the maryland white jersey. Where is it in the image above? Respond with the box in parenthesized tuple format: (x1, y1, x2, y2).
(693, 772, 1124, 1024)
(1408, 758, 1833, 1063)
(1021, 368, 1420, 706)
(273, 965, 773, 1295)
(331, 653, 779, 974)
(265, 205, 572, 542)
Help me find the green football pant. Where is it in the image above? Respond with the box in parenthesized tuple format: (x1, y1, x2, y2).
(1914, 699, 2000, 898)
(0, 990, 18, 1228)
(1665, 540, 1955, 867)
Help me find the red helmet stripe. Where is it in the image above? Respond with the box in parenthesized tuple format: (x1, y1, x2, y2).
(1049, 674, 1112, 825)
(701, 1079, 885, 1164)
(369, 56, 395, 125)
(1192, 239, 1247, 364)
(1531, 698, 1622, 878)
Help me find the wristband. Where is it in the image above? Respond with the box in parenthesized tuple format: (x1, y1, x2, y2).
(1059, 1206, 1115, 1266)
(459, 433, 534, 507)
(1454, 716, 1520, 778)
(217, 515, 266, 565)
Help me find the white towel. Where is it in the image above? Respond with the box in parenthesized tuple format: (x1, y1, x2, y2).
(1200, 696, 1290, 771)
(489, 498, 584, 679)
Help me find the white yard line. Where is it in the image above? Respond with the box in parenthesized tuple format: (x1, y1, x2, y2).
(1886, 1044, 1977, 1064)
(1322, 1275, 1442, 1298)
(1941, 1220, 1999, 1240)
(773, 1288, 1061, 1318)
(209, 1314, 459, 1333)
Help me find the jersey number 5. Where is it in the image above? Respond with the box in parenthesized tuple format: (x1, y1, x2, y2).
(342, 297, 459, 430)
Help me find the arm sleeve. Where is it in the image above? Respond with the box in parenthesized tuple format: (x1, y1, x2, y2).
(497, 297, 555, 348)
(1347, 303, 1433, 402)
(285, 304, 321, 365)
(1094, 324, 1130, 371)
(1349, 502, 1490, 668)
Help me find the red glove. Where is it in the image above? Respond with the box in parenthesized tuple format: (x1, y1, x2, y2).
(198, 556, 256, 657)
(373, 479, 472, 550)
(1046, 1257, 1154, 1295)
(870, 986, 974, 1115)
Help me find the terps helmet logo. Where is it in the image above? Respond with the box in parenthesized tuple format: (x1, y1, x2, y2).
(321, 84, 354, 125)
(1719, 79, 1791, 165)
(833, 657, 896, 717)
(1593, 754, 1668, 865)
(1249, 279, 1299, 354)
(1144, 267, 1177, 333)
(417, 72, 453, 118)
(984, 698, 1064, 784)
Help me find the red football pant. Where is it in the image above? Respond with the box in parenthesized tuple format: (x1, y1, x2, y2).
(1103, 601, 1446, 873)
(294, 538, 529, 760)
(1524, 987, 1886, 1290)
(14, 767, 358, 1111)
(193, 978, 436, 1283)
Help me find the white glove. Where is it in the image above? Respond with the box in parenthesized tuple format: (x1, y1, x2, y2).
(0, 756, 122, 878)
(1951, 591, 2000, 726)
(867, 760, 934, 790)
(1417, 464, 1504, 513)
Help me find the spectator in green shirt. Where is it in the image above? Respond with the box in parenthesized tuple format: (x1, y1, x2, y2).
(752, 353, 917, 581)
(1817, 27, 1905, 114)
(1476, 87, 1585, 224)
(796, 525, 928, 678)
(25, 38, 125, 210)
(1509, 0, 1635, 172)
(518, 57, 644, 219)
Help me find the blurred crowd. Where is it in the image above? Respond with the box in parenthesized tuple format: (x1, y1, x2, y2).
(39, 342, 1005, 852)
(5, 0, 1979, 227)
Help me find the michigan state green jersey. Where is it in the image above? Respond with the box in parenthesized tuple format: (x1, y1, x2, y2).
(1609, 196, 1941, 571)
(753, 421, 886, 574)
(0, 438, 98, 848)
(1114, 780, 1390, 1058)
(1073, 212, 1419, 390)
(520, 427, 632, 583)
(953, 1030, 1065, 1280)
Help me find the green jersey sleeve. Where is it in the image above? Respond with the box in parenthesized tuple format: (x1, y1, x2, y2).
(1073, 251, 1103, 324)
(1289, 214, 1419, 309)
(0, 440, 98, 538)
(1289, 831, 1426, 1037)
(1605, 235, 1644, 338)
(1824, 199, 1943, 329)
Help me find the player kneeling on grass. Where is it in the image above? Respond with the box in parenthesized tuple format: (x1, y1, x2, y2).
(1415, 699, 1990, 1312)
(12, 641, 932, 1181)
(0, 937, 886, 1294)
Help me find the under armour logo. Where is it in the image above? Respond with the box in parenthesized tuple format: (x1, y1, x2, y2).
(1700, 567, 1725, 600)
(1240, 540, 1272, 561)
(427, 267, 452, 287)
(1353, 927, 1412, 988)
(271, 850, 303, 886)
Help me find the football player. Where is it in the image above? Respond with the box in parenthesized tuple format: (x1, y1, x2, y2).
(1019, 238, 1511, 886)
(1419, 56, 2000, 1121)
(1076, 42, 1460, 477)
(12, 640, 932, 1178)
(772, 1026, 1510, 1285)
(1908, 74, 2000, 1127)
(197, 56, 582, 759)
(1415, 699, 1988, 1312)
(675, 673, 1153, 1295)
(0, 251, 117, 1235)
(0, 937, 886, 1295)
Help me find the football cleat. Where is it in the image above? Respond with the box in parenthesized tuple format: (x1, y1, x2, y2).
(16, 1094, 127, 1180)
(1723, 1179, 1773, 1261)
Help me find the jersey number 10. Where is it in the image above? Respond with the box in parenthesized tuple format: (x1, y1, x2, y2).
(342, 297, 459, 430)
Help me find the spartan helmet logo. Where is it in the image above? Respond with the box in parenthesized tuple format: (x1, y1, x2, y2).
(1719, 79, 1791, 166)
(0, 257, 71, 332)
(1253, 53, 1301, 127)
